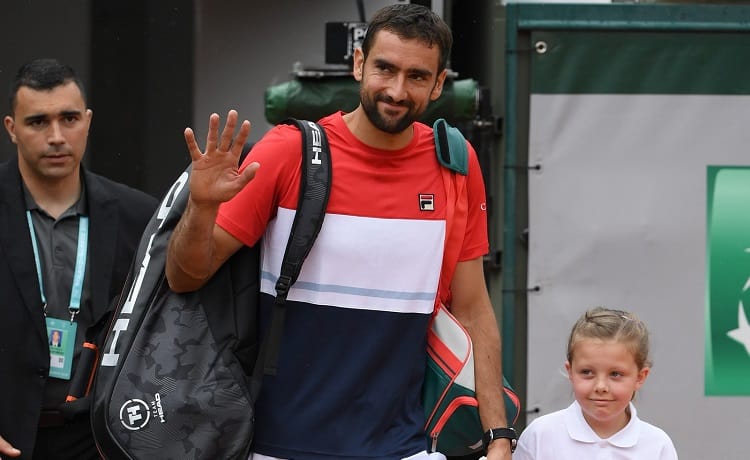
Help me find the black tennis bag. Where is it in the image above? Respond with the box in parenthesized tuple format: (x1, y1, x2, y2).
(91, 119, 331, 460)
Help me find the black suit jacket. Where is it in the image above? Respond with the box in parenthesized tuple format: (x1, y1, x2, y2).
(0, 157, 158, 458)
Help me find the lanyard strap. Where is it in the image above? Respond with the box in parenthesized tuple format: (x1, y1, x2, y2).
(26, 211, 89, 321)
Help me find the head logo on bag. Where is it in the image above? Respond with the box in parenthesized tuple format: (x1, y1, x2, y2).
(119, 399, 151, 430)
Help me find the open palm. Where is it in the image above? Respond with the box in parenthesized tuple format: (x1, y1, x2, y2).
(184, 110, 259, 206)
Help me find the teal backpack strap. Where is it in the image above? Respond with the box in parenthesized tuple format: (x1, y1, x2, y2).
(433, 118, 470, 307)
(433, 118, 468, 176)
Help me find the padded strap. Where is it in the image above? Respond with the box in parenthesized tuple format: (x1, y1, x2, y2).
(251, 119, 331, 385)
(435, 121, 469, 308)
(433, 118, 469, 176)
(275, 118, 332, 300)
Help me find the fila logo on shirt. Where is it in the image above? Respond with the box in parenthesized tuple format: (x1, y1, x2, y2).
(419, 194, 435, 211)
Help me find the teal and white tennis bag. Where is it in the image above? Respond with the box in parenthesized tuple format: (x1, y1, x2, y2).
(423, 119, 521, 457)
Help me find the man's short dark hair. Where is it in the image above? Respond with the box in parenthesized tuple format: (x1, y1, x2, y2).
(360, 3, 453, 74)
(8, 58, 86, 114)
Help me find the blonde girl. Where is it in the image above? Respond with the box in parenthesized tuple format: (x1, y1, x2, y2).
(514, 307, 678, 459)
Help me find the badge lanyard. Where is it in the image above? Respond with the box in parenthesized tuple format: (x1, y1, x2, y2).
(26, 211, 89, 322)
(27, 211, 89, 380)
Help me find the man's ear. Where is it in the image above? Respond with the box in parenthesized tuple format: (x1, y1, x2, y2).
(353, 48, 364, 82)
(430, 68, 449, 101)
(3, 116, 17, 144)
(85, 109, 93, 135)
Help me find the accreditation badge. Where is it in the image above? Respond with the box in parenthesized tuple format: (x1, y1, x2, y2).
(46, 316, 77, 380)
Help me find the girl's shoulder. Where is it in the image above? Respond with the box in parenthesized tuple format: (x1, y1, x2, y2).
(514, 404, 580, 460)
(519, 403, 572, 439)
(634, 418, 679, 457)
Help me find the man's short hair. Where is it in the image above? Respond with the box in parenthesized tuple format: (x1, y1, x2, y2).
(8, 58, 86, 114)
(360, 3, 453, 73)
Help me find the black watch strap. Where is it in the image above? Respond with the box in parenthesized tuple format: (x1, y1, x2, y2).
(483, 427, 518, 453)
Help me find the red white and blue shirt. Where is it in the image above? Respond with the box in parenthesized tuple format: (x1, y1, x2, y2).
(217, 112, 488, 459)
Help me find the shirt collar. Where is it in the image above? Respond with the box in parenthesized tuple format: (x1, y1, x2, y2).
(565, 400, 641, 448)
(22, 178, 88, 218)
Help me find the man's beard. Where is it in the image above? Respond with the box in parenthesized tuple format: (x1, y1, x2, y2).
(360, 89, 421, 134)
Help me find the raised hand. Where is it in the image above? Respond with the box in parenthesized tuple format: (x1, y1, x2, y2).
(183, 110, 260, 208)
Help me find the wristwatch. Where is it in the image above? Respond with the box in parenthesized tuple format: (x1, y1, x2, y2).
(483, 427, 518, 453)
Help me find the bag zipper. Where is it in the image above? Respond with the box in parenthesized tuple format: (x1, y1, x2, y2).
(429, 395, 478, 452)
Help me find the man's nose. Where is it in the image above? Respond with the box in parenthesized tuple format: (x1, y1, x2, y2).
(385, 75, 408, 102)
(48, 121, 64, 144)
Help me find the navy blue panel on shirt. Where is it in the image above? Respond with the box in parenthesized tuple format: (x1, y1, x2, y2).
(253, 293, 430, 460)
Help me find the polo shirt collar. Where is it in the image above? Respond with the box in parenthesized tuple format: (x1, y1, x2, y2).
(564, 400, 641, 448)
(22, 178, 88, 218)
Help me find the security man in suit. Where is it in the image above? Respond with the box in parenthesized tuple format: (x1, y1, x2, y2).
(0, 58, 158, 459)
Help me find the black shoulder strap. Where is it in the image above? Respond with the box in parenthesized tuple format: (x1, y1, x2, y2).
(250, 118, 331, 395)
(274, 119, 332, 300)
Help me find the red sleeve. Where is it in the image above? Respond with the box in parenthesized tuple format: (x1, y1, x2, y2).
(216, 124, 303, 247)
(458, 142, 490, 262)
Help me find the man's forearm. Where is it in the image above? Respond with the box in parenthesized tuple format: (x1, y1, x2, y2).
(449, 259, 509, 429)
(166, 199, 220, 292)
(467, 308, 514, 459)
(467, 305, 507, 429)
